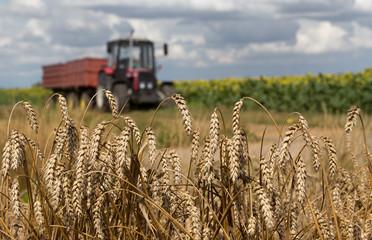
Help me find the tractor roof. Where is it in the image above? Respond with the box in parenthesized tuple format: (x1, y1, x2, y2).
(108, 38, 153, 45)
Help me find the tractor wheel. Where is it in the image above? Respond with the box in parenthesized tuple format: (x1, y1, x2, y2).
(67, 92, 79, 109)
(161, 84, 175, 97)
(96, 73, 110, 111)
(160, 84, 175, 107)
(80, 91, 91, 110)
(113, 83, 130, 113)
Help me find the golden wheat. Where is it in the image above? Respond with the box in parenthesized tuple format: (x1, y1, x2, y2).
(0, 93, 371, 240)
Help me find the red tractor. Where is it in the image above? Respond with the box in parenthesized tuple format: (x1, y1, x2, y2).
(96, 32, 174, 111)
(42, 32, 174, 111)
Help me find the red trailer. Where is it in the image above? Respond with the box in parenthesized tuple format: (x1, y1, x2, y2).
(42, 58, 107, 108)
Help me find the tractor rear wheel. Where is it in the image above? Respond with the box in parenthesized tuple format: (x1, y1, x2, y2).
(96, 73, 110, 111)
(161, 84, 175, 98)
(160, 84, 175, 107)
(113, 83, 130, 113)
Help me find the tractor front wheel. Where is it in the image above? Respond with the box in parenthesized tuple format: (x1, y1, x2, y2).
(113, 83, 130, 113)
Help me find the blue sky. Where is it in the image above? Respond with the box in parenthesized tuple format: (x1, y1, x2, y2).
(1, 0, 372, 88)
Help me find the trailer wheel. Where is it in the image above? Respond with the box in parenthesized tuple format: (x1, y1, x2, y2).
(80, 91, 91, 110)
(67, 92, 79, 109)
(113, 83, 130, 113)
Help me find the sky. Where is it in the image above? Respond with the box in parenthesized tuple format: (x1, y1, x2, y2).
(1, 0, 372, 88)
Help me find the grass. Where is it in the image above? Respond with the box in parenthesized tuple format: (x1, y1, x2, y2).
(0, 93, 371, 239)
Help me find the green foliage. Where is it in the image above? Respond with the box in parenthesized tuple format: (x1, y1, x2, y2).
(0, 87, 53, 106)
(175, 68, 372, 113)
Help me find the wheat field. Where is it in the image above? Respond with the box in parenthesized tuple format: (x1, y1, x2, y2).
(0, 91, 371, 239)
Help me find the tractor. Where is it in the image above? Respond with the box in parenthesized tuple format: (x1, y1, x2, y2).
(96, 32, 174, 111)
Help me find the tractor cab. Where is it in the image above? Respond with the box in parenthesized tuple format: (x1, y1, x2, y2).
(106, 38, 156, 84)
(97, 36, 169, 111)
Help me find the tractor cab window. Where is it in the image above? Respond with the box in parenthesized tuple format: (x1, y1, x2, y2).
(118, 43, 154, 70)
(107, 44, 118, 68)
(119, 47, 130, 59)
(141, 45, 154, 70)
(131, 47, 141, 68)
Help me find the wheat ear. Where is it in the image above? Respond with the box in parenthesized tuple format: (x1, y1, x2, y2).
(10, 177, 21, 219)
(171, 94, 193, 135)
(115, 127, 131, 179)
(321, 136, 337, 177)
(10, 130, 26, 171)
(104, 90, 119, 119)
(345, 105, 361, 134)
(2, 134, 12, 177)
(123, 116, 141, 144)
(72, 126, 89, 219)
(295, 156, 306, 205)
(57, 93, 73, 126)
(22, 101, 38, 134)
(146, 127, 156, 165)
(232, 99, 243, 135)
(278, 123, 300, 170)
(255, 185, 274, 230)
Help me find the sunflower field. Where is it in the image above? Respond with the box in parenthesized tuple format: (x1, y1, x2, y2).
(174, 68, 372, 113)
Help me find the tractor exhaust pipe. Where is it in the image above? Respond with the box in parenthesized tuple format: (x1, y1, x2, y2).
(128, 29, 135, 72)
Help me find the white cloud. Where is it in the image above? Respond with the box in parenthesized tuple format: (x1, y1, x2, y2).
(349, 22, 372, 48)
(170, 34, 205, 45)
(170, 44, 199, 60)
(126, 19, 175, 42)
(353, 0, 372, 11)
(9, 0, 47, 16)
(294, 20, 348, 54)
(245, 42, 292, 54)
(61, 0, 275, 15)
(11, 0, 46, 9)
(25, 18, 50, 42)
(206, 48, 235, 64)
(0, 38, 11, 47)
